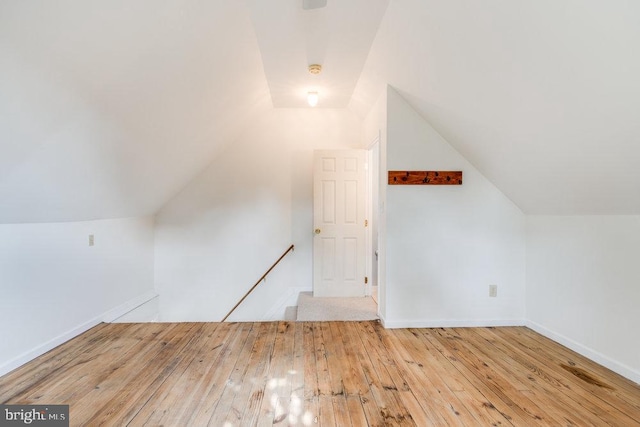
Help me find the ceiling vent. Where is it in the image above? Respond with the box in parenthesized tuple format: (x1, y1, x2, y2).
(303, 0, 327, 10)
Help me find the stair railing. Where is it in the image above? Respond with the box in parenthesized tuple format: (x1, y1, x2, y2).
(221, 244, 294, 322)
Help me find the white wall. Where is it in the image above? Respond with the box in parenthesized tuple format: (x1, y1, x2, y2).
(0, 216, 155, 375)
(526, 216, 640, 383)
(383, 87, 526, 327)
(154, 108, 362, 321)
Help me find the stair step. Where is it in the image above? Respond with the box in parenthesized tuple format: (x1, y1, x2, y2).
(296, 292, 378, 321)
(284, 306, 298, 321)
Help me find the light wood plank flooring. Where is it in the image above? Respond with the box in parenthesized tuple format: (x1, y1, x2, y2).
(1, 321, 639, 426)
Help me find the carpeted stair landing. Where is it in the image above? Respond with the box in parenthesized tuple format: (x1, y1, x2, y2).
(292, 291, 378, 321)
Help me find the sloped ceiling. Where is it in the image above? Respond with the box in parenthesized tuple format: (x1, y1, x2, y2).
(0, 0, 271, 223)
(246, 0, 389, 108)
(353, 0, 640, 214)
(1, 1, 639, 223)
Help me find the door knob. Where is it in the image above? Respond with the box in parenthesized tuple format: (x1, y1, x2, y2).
(314, 228, 321, 234)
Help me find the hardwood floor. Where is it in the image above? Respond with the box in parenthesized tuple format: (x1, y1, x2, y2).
(1, 321, 639, 426)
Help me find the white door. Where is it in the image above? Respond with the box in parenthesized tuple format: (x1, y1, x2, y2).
(313, 150, 366, 297)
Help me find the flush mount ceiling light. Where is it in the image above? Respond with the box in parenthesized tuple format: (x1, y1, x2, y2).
(307, 64, 322, 106)
(307, 91, 319, 107)
(308, 64, 322, 75)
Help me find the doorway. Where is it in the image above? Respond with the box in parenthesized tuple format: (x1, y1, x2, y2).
(312, 149, 367, 297)
(366, 137, 380, 304)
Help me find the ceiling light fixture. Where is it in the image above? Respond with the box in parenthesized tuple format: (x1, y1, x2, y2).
(307, 91, 319, 107)
(307, 65, 321, 106)
(308, 64, 322, 75)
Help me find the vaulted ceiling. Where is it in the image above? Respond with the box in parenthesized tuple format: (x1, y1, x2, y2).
(0, 1, 271, 222)
(1, 0, 638, 223)
(246, 0, 389, 108)
(354, 0, 640, 214)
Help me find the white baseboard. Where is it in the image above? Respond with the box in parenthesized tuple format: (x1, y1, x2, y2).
(0, 291, 158, 377)
(265, 287, 310, 321)
(378, 312, 388, 327)
(526, 320, 640, 385)
(381, 318, 525, 329)
(0, 317, 101, 377)
(102, 290, 158, 322)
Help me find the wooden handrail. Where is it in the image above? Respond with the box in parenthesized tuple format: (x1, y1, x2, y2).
(221, 244, 294, 322)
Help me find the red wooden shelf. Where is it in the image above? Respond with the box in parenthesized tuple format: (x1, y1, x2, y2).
(388, 171, 463, 185)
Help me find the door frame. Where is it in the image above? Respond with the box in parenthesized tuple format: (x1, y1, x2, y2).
(365, 135, 380, 297)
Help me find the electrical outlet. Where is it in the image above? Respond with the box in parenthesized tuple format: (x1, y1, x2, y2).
(489, 285, 497, 297)
(89, 234, 94, 246)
